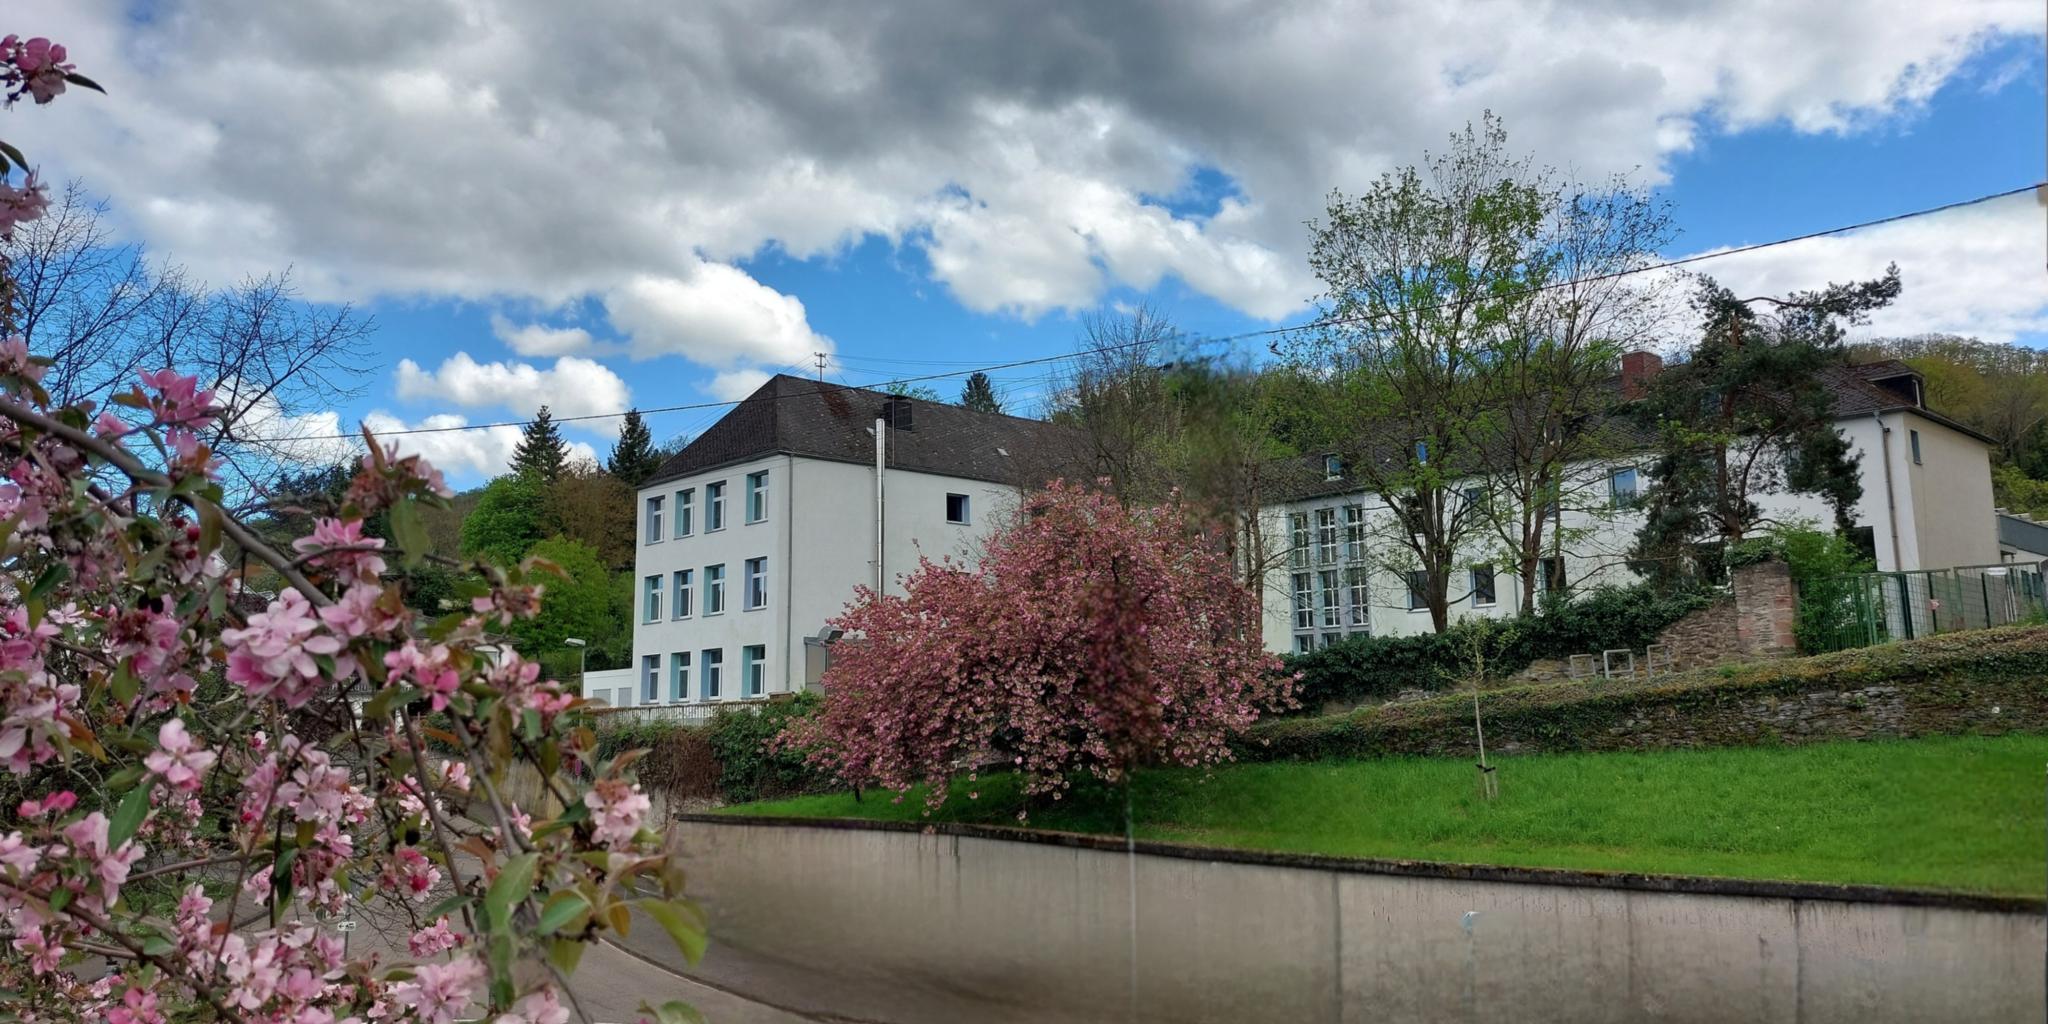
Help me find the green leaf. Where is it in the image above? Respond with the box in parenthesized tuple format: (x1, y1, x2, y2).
(421, 892, 473, 922)
(486, 928, 515, 1008)
(110, 665, 139, 706)
(535, 891, 589, 936)
(26, 562, 68, 602)
(63, 71, 106, 94)
(142, 935, 175, 957)
(521, 708, 542, 743)
(483, 851, 539, 930)
(108, 782, 151, 847)
(546, 936, 584, 975)
(388, 498, 430, 569)
(648, 1000, 707, 1024)
(636, 898, 709, 966)
(0, 139, 25, 171)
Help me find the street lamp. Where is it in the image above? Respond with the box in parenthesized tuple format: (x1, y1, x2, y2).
(563, 638, 587, 696)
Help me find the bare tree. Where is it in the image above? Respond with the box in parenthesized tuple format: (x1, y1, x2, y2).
(1049, 303, 1180, 497)
(5, 182, 374, 502)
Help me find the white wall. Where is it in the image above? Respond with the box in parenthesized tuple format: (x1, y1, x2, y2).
(627, 448, 1024, 708)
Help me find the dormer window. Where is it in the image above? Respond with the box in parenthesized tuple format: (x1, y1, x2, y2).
(1414, 440, 1429, 465)
(1323, 453, 1343, 481)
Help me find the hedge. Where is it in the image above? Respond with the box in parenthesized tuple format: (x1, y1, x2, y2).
(1279, 583, 1712, 711)
(1245, 624, 2048, 763)
(592, 692, 834, 806)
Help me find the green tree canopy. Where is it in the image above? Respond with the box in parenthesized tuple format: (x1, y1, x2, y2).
(959, 371, 1003, 414)
(607, 408, 662, 485)
(460, 473, 548, 564)
(508, 536, 628, 664)
(511, 405, 571, 482)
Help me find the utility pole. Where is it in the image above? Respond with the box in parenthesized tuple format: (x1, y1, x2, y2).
(815, 352, 827, 381)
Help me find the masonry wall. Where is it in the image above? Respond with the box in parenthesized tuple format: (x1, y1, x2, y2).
(665, 817, 2044, 1024)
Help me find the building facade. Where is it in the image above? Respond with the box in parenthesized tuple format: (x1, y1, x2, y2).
(583, 375, 1087, 718)
(1256, 356, 2002, 653)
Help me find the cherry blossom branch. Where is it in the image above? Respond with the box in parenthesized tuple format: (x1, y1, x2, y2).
(127, 851, 257, 884)
(402, 710, 479, 930)
(0, 394, 330, 607)
(0, 874, 249, 1024)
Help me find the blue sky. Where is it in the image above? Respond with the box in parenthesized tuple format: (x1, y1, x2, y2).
(23, 2, 2048, 486)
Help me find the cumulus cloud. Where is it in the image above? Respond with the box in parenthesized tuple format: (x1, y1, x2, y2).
(704, 368, 773, 402)
(393, 353, 632, 434)
(489, 314, 597, 357)
(15, 0, 2041, 332)
(361, 412, 599, 479)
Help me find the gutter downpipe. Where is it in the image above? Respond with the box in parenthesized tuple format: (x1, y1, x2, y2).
(782, 453, 795, 694)
(874, 417, 886, 596)
(1873, 412, 1903, 571)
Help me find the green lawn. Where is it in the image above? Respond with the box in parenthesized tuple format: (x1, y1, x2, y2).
(722, 733, 2048, 896)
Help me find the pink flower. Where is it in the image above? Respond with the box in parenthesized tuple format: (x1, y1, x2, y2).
(407, 916, 461, 958)
(388, 955, 484, 1024)
(294, 518, 387, 581)
(0, 334, 43, 384)
(223, 590, 344, 707)
(143, 718, 217, 791)
(17, 789, 76, 817)
(493, 986, 569, 1024)
(583, 778, 650, 851)
(384, 642, 460, 711)
(4, 36, 73, 104)
(136, 368, 217, 427)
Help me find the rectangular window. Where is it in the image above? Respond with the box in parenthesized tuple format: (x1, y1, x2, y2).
(1414, 439, 1429, 464)
(705, 564, 726, 614)
(1315, 508, 1339, 564)
(946, 493, 971, 524)
(1609, 467, 1639, 508)
(1345, 567, 1369, 627)
(1323, 453, 1343, 481)
(669, 652, 689, 702)
(674, 488, 694, 537)
(1289, 513, 1310, 569)
(644, 495, 664, 544)
(701, 649, 723, 700)
(1537, 556, 1567, 595)
(706, 481, 727, 531)
(1293, 634, 1314, 655)
(742, 644, 766, 697)
(671, 569, 693, 619)
(642, 575, 662, 622)
(1910, 429, 1922, 465)
(1460, 487, 1484, 515)
(1318, 569, 1340, 627)
(1471, 566, 1497, 606)
(641, 655, 659, 703)
(613, 686, 633, 709)
(746, 470, 769, 523)
(1291, 572, 1313, 631)
(744, 557, 767, 610)
(1406, 570, 1428, 611)
(1343, 505, 1365, 562)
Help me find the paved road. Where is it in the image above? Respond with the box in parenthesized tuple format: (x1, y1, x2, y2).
(567, 939, 816, 1024)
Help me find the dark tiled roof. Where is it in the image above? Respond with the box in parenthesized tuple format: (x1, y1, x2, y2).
(646, 375, 1094, 488)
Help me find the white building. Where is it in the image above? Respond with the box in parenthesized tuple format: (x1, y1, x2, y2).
(1258, 355, 2002, 652)
(583, 375, 1087, 718)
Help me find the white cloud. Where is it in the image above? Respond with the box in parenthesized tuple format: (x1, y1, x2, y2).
(14, 0, 2041, 329)
(489, 314, 596, 357)
(393, 352, 632, 434)
(361, 412, 599, 480)
(704, 368, 773, 402)
(1671, 191, 2048, 343)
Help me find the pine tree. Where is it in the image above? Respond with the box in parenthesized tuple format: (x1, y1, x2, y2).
(606, 408, 661, 485)
(511, 405, 571, 483)
(959, 371, 1003, 414)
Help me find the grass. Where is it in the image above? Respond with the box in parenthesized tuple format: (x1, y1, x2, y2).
(721, 733, 2048, 896)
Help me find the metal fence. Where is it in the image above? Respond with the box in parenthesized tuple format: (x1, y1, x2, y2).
(1797, 561, 2048, 653)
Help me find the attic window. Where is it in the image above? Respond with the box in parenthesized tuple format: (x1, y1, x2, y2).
(1322, 453, 1343, 480)
(882, 398, 915, 431)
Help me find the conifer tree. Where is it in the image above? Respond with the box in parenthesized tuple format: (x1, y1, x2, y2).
(511, 404, 571, 483)
(606, 407, 661, 484)
(959, 371, 1003, 414)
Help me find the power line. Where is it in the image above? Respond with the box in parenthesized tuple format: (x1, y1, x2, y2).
(298, 181, 2043, 443)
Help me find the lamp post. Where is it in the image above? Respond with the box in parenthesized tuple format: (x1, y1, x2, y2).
(563, 637, 587, 697)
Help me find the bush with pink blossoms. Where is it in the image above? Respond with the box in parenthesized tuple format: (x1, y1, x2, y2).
(786, 480, 1296, 811)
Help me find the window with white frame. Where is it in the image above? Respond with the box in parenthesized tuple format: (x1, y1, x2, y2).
(644, 495, 664, 544)
(642, 575, 661, 622)
(1470, 565, 1497, 606)
(746, 471, 769, 523)
(706, 481, 727, 531)
(1291, 572, 1313, 631)
(1537, 556, 1567, 595)
(946, 493, 970, 524)
(669, 652, 689, 701)
(742, 644, 766, 697)
(1289, 513, 1310, 569)
(674, 488, 694, 537)
(1343, 505, 1365, 562)
(1322, 453, 1343, 480)
(1608, 467, 1639, 508)
(1345, 567, 1369, 628)
(705, 564, 726, 614)
(1294, 634, 1314, 654)
(701, 648, 722, 699)
(744, 557, 767, 610)
(671, 569, 693, 619)
(1459, 487, 1483, 516)
(1910, 429, 1923, 465)
(640, 655, 659, 703)
(1318, 569, 1340, 627)
(1315, 508, 1339, 564)
(1406, 570, 1428, 611)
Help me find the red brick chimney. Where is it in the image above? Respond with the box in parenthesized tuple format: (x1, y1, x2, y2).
(1620, 351, 1664, 400)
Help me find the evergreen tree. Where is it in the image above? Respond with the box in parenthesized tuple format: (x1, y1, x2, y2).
(606, 408, 662, 485)
(959, 371, 1004, 414)
(1630, 266, 1902, 583)
(511, 405, 570, 483)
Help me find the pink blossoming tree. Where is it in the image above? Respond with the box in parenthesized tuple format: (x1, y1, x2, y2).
(786, 481, 1295, 810)
(0, 34, 704, 1024)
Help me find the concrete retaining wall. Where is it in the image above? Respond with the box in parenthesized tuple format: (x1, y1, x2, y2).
(672, 816, 2043, 1024)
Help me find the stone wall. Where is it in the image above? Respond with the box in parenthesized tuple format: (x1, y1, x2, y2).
(1509, 563, 1795, 686)
(1733, 559, 1799, 656)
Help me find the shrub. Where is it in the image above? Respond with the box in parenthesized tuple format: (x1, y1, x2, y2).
(1766, 521, 1876, 653)
(707, 693, 832, 803)
(1281, 582, 1711, 710)
(1248, 624, 2048, 762)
